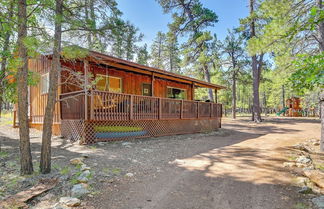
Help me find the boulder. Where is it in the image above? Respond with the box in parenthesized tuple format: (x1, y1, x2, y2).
(71, 184, 90, 198)
(296, 156, 311, 164)
(298, 186, 312, 194)
(77, 170, 91, 183)
(70, 158, 83, 165)
(303, 170, 324, 188)
(81, 164, 91, 171)
(125, 173, 134, 177)
(59, 197, 81, 207)
(312, 196, 324, 209)
(283, 162, 296, 168)
(295, 177, 309, 186)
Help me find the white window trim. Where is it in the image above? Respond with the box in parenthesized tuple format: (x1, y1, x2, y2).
(41, 73, 50, 94)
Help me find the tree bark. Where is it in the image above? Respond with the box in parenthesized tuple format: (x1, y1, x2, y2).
(40, 0, 63, 174)
(318, 0, 324, 51)
(232, 74, 236, 119)
(318, 0, 324, 152)
(17, 0, 33, 175)
(203, 65, 214, 101)
(250, 0, 262, 122)
(320, 92, 324, 152)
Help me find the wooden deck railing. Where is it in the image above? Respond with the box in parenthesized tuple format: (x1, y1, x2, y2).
(60, 90, 222, 121)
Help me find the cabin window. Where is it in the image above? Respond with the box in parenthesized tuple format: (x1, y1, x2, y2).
(142, 83, 152, 96)
(167, 87, 187, 99)
(96, 74, 122, 93)
(41, 73, 49, 94)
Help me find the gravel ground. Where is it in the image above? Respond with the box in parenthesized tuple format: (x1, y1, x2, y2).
(0, 116, 322, 209)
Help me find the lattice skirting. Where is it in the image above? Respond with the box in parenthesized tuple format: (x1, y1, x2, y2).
(61, 118, 221, 144)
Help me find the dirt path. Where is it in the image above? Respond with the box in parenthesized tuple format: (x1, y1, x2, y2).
(84, 117, 321, 209)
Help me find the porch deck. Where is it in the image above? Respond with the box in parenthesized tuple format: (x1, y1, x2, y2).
(60, 90, 222, 144)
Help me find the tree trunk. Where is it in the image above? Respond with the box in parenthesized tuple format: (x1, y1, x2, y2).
(17, 0, 33, 175)
(318, 0, 324, 152)
(282, 85, 285, 109)
(250, 0, 262, 122)
(320, 92, 324, 152)
(318, 0, 324, 51)
(203, 65, 214, 101)
(232, 74, 236, 119)
(40, 0, 63, 174)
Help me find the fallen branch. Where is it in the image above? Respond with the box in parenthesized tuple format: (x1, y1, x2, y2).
(0, 178, 58, 209)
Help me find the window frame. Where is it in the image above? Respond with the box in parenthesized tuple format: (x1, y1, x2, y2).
(95, 74, 122, 93)
(166, 86, 187, 100)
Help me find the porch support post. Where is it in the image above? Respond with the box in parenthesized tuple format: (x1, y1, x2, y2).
(90, 90, 94, 120)
(151, 73, 155, 97)
(84, 60, 89, 120)
(158, 98, 162, 119)
(180, 100, 183, 119)
(130, 95, 134, 120)
(192, 82, 195, 101)
(214, 89, 218, 103)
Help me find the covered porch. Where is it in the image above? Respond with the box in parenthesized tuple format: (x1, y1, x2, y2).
(60, 89, 222, 144)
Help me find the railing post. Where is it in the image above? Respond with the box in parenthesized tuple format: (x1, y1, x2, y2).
(180, 100, 183, 119)
(197, 101, 199, 118)
(90, 90, 94, 120)
(210, 102, 213, 118)
(130, 95, 134, 120)
(158, 98, 162, 119)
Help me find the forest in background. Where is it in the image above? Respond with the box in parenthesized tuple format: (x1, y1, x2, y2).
(0, 0, 323, 117)
(0, 0, 323, 174)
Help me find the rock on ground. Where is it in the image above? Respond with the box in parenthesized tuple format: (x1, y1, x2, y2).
(312, 196, 324, 209)
(71, 184, 90, 198)
(59, 197, 81, 207)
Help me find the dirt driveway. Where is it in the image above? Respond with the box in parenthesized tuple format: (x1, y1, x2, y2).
(0, 117, 321, 209)
(80, 117, 321, 209)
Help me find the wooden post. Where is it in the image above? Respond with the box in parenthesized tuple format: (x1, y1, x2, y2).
(210, 102, 213, 118)
(192, 83, 195, 100)
(180, 100, 183, 119)
(84, 60, 89, 120)
(130, 95, 134, 120)
(197, 101, 199, 118)
(158, 98, 162, 119)
(214, 89, 218, 103)
(90, 90, 94, 120)
(151, 73, 155, 97)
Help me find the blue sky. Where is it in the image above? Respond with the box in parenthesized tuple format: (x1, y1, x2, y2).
(117, 0, 249, 46)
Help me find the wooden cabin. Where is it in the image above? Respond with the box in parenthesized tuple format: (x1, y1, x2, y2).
(20, 50, 225, 144)
(286, 97, 302, 117)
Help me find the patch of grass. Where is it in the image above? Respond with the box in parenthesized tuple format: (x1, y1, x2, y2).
(52, 164, 60, 171)
(0, 151, 9, 158)
(288, 156, 297, 161)
(111, 168, 121, 175)
(315, 163, 324, 171)
(294, 202, 309, 209)
(60, 166, 71, 175)
(89, 146, 97, 150)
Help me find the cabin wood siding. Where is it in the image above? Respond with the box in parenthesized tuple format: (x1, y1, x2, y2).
(89, 63, 193, 100)
(28, 56, 60, 125)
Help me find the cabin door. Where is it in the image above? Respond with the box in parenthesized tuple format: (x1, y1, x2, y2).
(142, 83, 152, 96)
